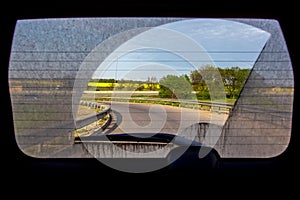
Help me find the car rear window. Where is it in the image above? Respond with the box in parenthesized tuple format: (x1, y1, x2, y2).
(9, 18, 293, 159)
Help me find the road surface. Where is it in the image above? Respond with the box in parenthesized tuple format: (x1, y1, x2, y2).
(45, 101, 229, 158)
(102, 102, 228, 135)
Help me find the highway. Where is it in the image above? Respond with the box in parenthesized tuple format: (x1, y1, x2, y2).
(102, 101, 228, 136)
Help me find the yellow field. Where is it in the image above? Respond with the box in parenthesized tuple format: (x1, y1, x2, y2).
(87, 82, 160, 89)
(88, 82, 116, 87)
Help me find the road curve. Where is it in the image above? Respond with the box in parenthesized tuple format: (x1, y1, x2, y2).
(103, 101, 228, 135)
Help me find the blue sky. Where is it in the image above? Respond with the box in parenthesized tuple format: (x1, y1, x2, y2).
(93, 19, 270, 81)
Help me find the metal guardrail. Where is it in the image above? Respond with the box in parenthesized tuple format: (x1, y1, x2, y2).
(85, 96, 233, 114)
(236, 104, 292, 127)
(237, 105, 292, 118)
(75, 101, 111, 129)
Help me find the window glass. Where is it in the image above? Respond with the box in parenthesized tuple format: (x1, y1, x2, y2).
(9, 18, 293, 160)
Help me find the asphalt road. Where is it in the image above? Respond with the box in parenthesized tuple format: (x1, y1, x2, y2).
(103, 102, 228, 135)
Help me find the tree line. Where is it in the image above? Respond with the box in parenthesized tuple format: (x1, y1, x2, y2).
(159, 65, 250, 100)
(89, 65, 250, 100)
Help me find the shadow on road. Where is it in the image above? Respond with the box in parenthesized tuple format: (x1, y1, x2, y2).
(103, 110, 123, 134)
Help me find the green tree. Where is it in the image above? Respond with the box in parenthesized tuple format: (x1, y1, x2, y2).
(159, 75, 193, 99)
(190, 65, 223, 100)
(190, 68, 209, 99)
(219, 67, 250, 98)
(190, 69, 204, 91)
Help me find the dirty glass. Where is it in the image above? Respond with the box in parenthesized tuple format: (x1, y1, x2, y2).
(9, 18, 293, 163)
